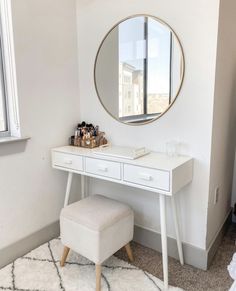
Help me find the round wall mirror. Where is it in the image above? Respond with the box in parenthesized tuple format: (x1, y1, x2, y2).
(94, 15, 185, 125)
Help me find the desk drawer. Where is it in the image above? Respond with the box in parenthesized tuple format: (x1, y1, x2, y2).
(124, 164, 170, 191)
(53, 152, 83, 171)
(85, 157, 121, 180)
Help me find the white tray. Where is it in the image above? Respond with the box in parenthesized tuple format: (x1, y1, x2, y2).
(93, 146, 150, 160)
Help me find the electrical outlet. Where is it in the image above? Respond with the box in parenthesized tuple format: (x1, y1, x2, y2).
(214, 187, 220, 205)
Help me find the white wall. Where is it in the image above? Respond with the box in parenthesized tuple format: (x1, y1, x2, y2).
(206, 0, 236, 248)
(76, 0, 220, 249)
(0, 0, 79, 249)
(1, 0, 232, 258)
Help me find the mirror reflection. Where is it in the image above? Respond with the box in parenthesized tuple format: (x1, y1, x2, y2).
(94, 15, 184, 125)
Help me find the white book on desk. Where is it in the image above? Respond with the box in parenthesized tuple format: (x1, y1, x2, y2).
(93, 146, 150, 160)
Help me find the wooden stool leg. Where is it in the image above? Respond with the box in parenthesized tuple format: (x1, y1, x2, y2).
(96, 264, 101, 291)
(125, 243, 134, 262)
(60, 246, 70, 267)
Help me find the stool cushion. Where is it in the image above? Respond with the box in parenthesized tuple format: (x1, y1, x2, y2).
(61, 194, 132, 231)
(60, 194, 134, 264)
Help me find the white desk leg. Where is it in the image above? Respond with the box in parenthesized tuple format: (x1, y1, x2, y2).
(81, 175, 86, 199)
(171, 196, 184, 265)
(160, 194, 168, 290)
(64, 172, 73, 207)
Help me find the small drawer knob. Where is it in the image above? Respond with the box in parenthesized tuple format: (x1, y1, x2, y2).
(98, 165, 108, 172)
(139, 173, 152, 181)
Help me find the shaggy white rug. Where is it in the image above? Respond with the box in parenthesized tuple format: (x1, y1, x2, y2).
(0, 238, 183, 291)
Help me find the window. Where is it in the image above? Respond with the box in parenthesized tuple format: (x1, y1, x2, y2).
(0, 0, 20, 138)
(0, 27, 9, 135)
(118, 16, 172, 121)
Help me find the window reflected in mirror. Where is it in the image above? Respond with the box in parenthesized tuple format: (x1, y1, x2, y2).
(95, 15, 184, 125)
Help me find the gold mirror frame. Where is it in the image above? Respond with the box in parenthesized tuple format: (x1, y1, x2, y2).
(94, 14, 185, 126)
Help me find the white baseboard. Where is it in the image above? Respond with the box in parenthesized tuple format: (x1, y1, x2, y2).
(0, 210, 232, 271)
(134, 209, 232, 270)
(0, 221, 60, 269)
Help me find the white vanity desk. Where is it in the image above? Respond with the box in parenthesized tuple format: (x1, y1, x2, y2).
(51, 145, 193, 290)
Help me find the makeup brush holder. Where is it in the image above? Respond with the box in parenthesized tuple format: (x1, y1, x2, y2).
(75, 132, 107, 149)
(69, 122, 108, 149)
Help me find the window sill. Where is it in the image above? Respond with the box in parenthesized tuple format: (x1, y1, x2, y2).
(0, 136, 30, 145)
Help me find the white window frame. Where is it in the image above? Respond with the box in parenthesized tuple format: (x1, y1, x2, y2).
(0, 0, 20, 138)
(0, 37, 9, 136)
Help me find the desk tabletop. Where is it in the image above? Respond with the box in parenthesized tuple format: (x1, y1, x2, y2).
(52, 146, 193, 172)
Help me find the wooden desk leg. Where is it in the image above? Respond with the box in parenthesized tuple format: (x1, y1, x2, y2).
(64, 172, 73, 207)
(160, 194, 168, 290)
(171, 196, 184, 265)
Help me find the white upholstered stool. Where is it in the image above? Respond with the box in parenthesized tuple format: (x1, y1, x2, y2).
(60, 194, 134, 291)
